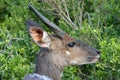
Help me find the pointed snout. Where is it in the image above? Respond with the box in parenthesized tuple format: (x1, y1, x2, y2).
(93, 49, 101, 60)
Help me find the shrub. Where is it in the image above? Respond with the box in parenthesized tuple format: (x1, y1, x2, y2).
(0, 0, 120, 80)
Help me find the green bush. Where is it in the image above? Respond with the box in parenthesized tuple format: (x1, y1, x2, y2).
(0, 0, 120, 80)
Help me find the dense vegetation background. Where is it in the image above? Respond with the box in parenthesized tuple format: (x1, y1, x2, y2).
(0, 0, 120, 80)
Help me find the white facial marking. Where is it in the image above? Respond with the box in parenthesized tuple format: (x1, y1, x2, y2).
(66, 51, 71, 55)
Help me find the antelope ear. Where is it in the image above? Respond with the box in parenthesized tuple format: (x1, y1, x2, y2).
(26, 20, 51, 47)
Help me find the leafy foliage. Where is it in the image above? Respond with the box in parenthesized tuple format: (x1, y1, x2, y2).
(0, 0, 120, 80)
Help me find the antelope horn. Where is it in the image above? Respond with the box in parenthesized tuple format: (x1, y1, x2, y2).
(28, 3, 66, 38)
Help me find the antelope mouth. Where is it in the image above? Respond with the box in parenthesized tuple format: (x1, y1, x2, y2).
(71, 54, 100, 65)
(87, 55, 100, 63)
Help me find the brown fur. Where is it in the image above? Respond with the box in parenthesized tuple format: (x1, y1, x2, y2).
(35, 35, 99, 80)
(26, 20, 100, 80)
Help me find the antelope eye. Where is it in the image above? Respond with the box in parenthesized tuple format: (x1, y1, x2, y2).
(68, 42, 76, 47)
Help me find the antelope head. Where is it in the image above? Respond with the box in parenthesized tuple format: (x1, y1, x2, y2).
(26, 4, 100, 66)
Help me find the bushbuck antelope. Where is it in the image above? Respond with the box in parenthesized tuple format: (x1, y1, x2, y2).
(24, 4, 100, 80)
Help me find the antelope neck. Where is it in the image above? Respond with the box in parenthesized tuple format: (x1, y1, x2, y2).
(35, 48, 66, 80)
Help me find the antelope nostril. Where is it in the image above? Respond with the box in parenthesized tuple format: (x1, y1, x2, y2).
(97, 50, 100, 54)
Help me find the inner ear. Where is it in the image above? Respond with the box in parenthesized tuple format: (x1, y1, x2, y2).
(30, 27, 43, 42)
(29, 27, 51, 47)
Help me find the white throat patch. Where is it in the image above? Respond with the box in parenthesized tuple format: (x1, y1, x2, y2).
(70, 60, 77, 64)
